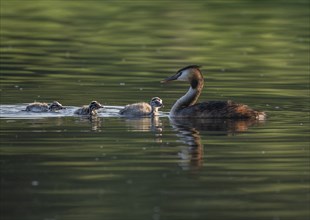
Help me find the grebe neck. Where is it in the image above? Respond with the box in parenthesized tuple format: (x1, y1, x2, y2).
(151, 106, 159, 116)
(170, 78, 204, 116)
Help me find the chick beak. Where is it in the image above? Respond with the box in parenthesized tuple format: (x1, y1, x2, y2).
(157, 102, 164, 107)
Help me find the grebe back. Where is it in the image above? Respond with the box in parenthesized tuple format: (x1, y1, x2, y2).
(119, 97, 163, 117)
(74, 101, 104, 116)
(25, 101, 65, 112)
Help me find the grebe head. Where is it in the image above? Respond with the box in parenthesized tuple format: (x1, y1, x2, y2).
(150, 97, 163, 108)
(161, 65, 202, 84)
(49, 101, 65, 111)
(89, 101, 104, 111)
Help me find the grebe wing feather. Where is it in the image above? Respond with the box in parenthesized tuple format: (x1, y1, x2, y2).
(119, 102, 151, 116)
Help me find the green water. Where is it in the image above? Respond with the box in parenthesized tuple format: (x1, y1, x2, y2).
(0, 1, 309, 220)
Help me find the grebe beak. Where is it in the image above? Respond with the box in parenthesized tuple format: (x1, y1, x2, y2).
(157, 102, 164, 107)
(161, 73, 180, 83)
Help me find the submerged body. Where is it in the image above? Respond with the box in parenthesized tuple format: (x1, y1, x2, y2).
(162, 65, 265, 119)
(171, 99, 265, 119)
(25, 101, 65, 112)
(74, 101, 104, 116)
(119, 97, 163, 117)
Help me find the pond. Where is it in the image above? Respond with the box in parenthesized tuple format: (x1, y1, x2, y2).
(0, 1, 309, 220)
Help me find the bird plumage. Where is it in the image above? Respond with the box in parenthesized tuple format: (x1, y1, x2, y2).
(25, 101, 65, 112)
(74, 101, 104, 116)
(162, 65, 265, 119)
(119, 97, 163, 117)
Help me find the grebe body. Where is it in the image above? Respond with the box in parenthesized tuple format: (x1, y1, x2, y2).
(162, 65, 265, 119)
(119, 97, 163, 117)
(25, 101, 65, 112)
(74, 101, 104, 116)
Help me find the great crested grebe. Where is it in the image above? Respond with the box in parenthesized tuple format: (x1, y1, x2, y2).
(25, 101, 65, 112)
(161, 65, 266, 119)
(119, 97, 163, 117)
(74, 101, 104, 116)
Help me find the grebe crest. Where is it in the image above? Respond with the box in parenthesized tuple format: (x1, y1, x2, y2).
(74, 101, 104, 116)
(119, 97, 163, 117)
(161, 65, 266, 120)
(162, 65, 202, 82)
(25, 101, 65, 112)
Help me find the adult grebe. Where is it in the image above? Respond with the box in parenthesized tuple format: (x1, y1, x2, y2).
(119, 97, 163, 117)
(25, 101, 65, 112)
(161, 65, 266, 119)
(74, 101, 104, 116)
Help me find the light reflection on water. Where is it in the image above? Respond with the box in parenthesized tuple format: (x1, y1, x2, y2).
(0, 103, 269, 174)
(1, 105, 309, 220)
(0, 104, 125, 118)
(1, 1, 309, 220)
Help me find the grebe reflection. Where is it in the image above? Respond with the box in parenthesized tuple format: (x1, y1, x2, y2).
(169, 117, 265, 170)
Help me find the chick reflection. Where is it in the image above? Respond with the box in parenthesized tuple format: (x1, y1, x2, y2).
(170, 117, 265, 170)
(75, 116, 102, 131)
(121, 116, 163, 143)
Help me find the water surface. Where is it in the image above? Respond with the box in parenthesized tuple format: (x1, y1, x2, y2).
(0, 1, 309, 220)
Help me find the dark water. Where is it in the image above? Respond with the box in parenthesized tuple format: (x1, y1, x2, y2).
(0, 1, 309, 220)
